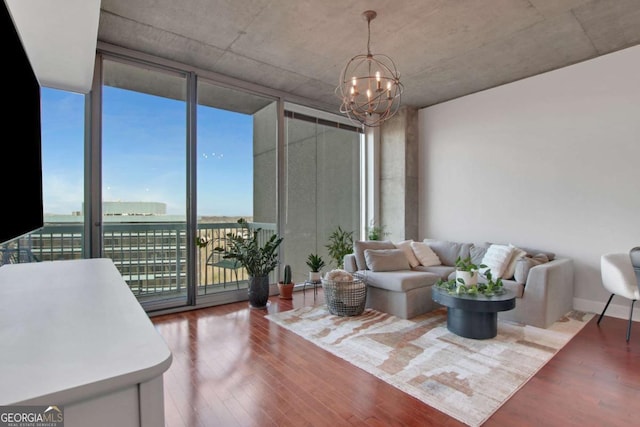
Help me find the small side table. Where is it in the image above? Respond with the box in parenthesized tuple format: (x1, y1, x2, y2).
(302, 279, 321, 300)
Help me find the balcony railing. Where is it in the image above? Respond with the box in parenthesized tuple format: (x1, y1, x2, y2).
(0, 221, 278, 301)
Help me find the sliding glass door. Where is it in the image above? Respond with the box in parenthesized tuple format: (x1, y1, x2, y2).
(102, 58, 189, 309)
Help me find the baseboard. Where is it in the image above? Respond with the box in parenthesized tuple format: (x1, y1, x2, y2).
(574, 297, 640, 323)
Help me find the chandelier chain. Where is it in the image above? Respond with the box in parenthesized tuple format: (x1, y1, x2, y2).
(367, 18, 371, 56)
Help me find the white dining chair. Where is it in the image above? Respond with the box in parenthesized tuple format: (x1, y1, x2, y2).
(598, 252, 640, 341)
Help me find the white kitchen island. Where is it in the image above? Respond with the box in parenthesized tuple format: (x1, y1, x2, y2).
(0, 258, 172, 427)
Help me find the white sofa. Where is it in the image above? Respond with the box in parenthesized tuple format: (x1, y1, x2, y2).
(343, 239, 574, 328)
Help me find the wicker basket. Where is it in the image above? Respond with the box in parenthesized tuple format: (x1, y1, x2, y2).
(321, 278, 366, 316)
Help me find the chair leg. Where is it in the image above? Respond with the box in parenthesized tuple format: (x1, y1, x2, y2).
(598, 294, 615, 325)
(626, 300, 636, 342)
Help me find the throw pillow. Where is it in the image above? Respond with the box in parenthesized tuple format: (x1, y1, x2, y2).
(423, 239, 472, 266)
(394, 240, 421, 268)
(410, 241, 442, 267)
(485, 242, 555, 262)
(364, 249, 411, 272)
(353, 240, 395, 270)
(519, 246, 556, 262)
(480, 244, 515, 279)
(470, 244, 489, 265)
(514, 254, 549, 283)
(503, 244, 528, 279)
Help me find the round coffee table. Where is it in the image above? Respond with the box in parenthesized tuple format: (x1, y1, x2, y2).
(432, 287, 516, 339)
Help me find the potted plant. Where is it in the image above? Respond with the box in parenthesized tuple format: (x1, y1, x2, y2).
(366, 220, 388, 241)
(454, 256, 486, 287)
(278, 264, 294, 299)
(214, 218, 283, 309)
(436, 267, 504, 297)
(306, 253, 326, 282)
(325, 226, 354, 269)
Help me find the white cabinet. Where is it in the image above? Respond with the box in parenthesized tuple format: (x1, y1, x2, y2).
(0, 258, 172, 427)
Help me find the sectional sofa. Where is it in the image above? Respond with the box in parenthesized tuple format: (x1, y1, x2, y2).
(343, 239, 574, 328)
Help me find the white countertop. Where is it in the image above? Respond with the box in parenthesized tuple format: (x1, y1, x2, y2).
(0, 258, 172, 405)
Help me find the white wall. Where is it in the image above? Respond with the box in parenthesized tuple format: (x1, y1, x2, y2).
(418, 44, 640, 321)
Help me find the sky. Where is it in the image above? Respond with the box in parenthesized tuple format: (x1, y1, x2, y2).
(41, 86, 254, 217)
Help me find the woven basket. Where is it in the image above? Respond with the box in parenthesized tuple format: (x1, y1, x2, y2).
(321, 278, 366, 316)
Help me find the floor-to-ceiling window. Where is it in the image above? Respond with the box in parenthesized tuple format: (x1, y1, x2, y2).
(0, 87, 86, 267)
(102, 58, 189, 309)
(9, 48, 364, 313)
(283, 105, 362, 284)
(195, 80, 277, 304)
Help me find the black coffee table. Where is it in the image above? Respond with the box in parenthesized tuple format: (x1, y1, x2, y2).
(432, 287, 516, 339)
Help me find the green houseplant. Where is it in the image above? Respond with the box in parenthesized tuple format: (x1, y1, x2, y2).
(454, 256, 486, 287)
(214, 218, 283, 308)
(325, 226, 354, 269)
(278, 264, 294, 300)
(436, 266, 505, 297)
(366, 220, 388, 241)
(306, 253, 326, 282)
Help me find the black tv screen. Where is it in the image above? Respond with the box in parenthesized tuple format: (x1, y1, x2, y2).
(1, 1, 44, 244)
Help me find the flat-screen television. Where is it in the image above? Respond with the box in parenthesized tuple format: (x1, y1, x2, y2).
(1, 1, 44, 244)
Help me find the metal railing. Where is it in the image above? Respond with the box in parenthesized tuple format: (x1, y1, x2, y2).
(1, 221, 277, 301)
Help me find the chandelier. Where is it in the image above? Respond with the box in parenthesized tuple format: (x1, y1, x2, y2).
(336, 10, 403, 128)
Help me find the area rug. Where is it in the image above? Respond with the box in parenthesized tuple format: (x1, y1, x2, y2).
(265, 306, 593, 426)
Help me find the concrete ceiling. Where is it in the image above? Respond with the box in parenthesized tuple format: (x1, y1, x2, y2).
(97, 0, 640, 113)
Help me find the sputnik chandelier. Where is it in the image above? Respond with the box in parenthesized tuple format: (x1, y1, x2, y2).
(336, 10, 404, 128)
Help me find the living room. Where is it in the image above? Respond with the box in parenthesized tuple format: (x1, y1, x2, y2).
(2, 1, 639, 426)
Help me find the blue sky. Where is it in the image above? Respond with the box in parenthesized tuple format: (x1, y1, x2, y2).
(41, 87, 254, 216)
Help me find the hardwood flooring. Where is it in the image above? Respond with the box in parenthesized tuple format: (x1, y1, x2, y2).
(151, 290, 639, 427)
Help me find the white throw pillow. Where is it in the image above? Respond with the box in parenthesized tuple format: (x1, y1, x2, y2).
(503, 244, 528, 279)
(410, 241, 442, 267)
(480, 244, 515, 279)
(394, 240, 421, 268)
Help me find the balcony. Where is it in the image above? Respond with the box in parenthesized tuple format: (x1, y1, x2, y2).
(0, 221, 278, 303)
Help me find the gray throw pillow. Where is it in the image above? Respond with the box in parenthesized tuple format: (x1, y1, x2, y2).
(470, 244, 489, 265)
(364, 249, 410, 272)
(424, 239, 472, 266)
(514, 254, 549, 283)
(354, 240, 396, 270)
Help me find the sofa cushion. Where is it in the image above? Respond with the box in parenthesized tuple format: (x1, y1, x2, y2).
(503, 244, 528, 279)
(353, 240, 395, 270)
(411, 241, 441, 266)
(514, 254, 549, 283)
(480, 244, 515, 278)
(413, 265, 456, 280)
(364, 249, 410, 272)
(361, 271, 440, 292)
(424, 239, 472, 266)
(394, 240, 421, 268)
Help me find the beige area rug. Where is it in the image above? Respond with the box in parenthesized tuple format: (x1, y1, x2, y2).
(266, 306, 593, 426)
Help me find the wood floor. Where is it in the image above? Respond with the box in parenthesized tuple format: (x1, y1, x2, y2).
(151, 289, 639, 427)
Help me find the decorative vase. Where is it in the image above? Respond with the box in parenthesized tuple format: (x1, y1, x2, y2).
(309, 271, 321, 282)
(456, 270, 478, 286)
(278, 282, 294, 299)
(248, 275, 270, 308)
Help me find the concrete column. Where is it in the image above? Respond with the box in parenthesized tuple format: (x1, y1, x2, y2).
(380, 106, 419, 241)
